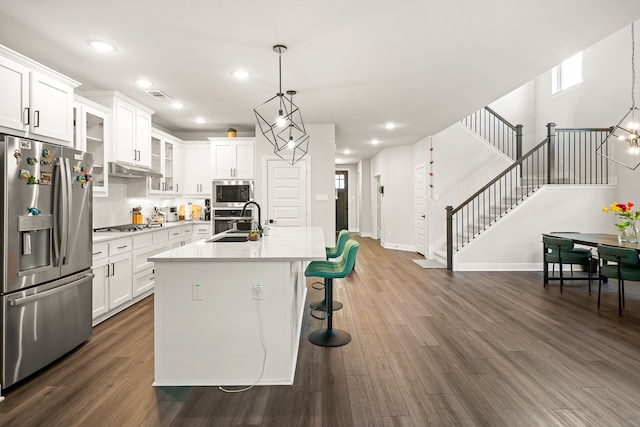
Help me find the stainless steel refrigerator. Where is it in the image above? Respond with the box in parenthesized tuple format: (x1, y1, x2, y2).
(1, 134, 94, 389)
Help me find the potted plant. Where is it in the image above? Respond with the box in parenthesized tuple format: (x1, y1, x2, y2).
(227, 127, 237, 138)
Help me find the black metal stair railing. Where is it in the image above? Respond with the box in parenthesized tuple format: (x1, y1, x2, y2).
(461, 106, 523, 160)
(445, 123, 613, 270)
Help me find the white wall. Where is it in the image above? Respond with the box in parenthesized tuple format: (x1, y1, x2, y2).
(255, 124, 336, 245)
(455, 185, 616, 270)
(358, 159, 372, 237)
(370, 144, 422, 250)
(488, 81, 538, 151)
(533, 18, 640, 204)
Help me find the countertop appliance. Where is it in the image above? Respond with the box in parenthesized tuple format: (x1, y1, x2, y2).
(213, 208, 252, 235)
(1, 134, 94, 389)
(212, 180, 254, 208)
(163, 206, 178, 222)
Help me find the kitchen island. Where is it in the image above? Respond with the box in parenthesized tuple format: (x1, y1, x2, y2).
(149, 226, 326, 386)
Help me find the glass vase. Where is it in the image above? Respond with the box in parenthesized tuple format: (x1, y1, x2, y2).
(618, 226, 629, 242)
(627, 222, 639, 243)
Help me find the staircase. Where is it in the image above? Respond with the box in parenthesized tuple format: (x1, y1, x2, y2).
(442, 112, 613, 270)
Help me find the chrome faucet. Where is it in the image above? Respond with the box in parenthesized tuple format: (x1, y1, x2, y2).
(241, 201, 262, 236)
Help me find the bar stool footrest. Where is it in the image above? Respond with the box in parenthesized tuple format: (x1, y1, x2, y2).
(309, 328, 351, 347)
(309, 299, 343, 311)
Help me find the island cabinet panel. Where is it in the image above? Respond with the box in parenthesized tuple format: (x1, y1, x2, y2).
(153, 260, 306, 386)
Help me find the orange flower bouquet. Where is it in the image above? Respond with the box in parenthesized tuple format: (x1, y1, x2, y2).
(602, 201, 640, 242)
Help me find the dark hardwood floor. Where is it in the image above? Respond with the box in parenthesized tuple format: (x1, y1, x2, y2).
(3, 235, 640, 426)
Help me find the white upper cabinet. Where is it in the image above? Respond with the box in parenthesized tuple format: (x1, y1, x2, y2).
(73, 95, 111, 196)
(0, 46, 78, 144)
(0, 55, 29, 131)
(183, 142, 212, 196)
(82, 90, 154, 168)
(149, 129, 183, 196)
(209, 137, 255, 180)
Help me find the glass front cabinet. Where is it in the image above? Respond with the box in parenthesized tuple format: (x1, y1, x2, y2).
(73, 95, 110, 196)
(149, 129, 183, 196)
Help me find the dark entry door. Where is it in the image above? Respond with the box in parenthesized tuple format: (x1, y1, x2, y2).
(335, 171, 348, 231)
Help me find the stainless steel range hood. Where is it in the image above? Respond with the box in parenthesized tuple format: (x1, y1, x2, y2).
(108, 162, 162, 178)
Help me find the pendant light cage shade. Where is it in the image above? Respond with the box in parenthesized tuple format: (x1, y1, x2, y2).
(254, 93, 295, 150)
(596, 21, 639, 170)
(275, 132, 310, 165)
(595, 107, 640, 170)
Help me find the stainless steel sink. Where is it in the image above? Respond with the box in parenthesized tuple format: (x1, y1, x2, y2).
(207, 232, 250, 243)
(212, 236, 248, 242)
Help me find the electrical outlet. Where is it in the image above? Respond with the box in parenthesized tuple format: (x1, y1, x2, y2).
(192, 283, 203, 301)
(253, 283, 263, 300)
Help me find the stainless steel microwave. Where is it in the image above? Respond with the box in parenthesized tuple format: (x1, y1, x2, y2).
(212, 180, 254, 207)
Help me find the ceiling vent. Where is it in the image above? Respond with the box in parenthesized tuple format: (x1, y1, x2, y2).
(145, 90, 171, 101)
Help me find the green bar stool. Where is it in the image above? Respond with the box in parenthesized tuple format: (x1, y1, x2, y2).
(310, 230, 349, 312)
(306, 239, 359, 347)
(597, 244, 640, 315)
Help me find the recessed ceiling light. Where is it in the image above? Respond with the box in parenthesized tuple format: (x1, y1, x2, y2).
(371, 139, 379, 145)
(194, 117, 206, 124)
(135, 79, 153, 88)
(384, 122, 396, 130)
(232, 70, 251, 79)
(344, 149, 351, 155)
(171, 101, 185, 109)
(89, 40, 115, 53)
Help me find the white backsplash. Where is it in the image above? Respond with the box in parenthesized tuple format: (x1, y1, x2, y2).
(93, 179, 209, 228)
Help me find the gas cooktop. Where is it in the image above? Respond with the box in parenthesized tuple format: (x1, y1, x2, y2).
(93, 223, 164, 233)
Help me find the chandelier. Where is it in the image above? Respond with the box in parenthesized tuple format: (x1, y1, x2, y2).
(596, 22, 640, 170)
(254, 45, 310, 165)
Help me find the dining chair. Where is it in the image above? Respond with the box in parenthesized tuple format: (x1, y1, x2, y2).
(597, 244, 640, 315)
(542, 235, 593, 293)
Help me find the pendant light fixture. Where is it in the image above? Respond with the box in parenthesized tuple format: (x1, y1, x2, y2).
(596, 21, 640, 170)
(274, 90, 310, 165)
(254, 45, 310, 165)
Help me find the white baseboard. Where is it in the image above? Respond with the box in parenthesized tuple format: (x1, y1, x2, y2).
(358, 232, 373, 238)
(454, 262, 542, 271)
(381, 241, 416, 252)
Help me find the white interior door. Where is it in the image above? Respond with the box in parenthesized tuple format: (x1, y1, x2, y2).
(414, 164, 426, 256)
(267, 159, 308, 227)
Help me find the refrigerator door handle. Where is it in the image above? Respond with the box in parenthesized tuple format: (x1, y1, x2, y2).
(53, 159, 62, 265)
(60, 158, 71, 265)
(9, 274, 95, 306)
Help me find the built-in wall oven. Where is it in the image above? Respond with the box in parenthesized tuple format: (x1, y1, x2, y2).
(213, 208, 253, 234)
(212, 180, 253, 208)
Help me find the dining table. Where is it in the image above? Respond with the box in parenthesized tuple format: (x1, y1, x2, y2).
(542, 232, 640, 284)
(543, 232, 640, 251)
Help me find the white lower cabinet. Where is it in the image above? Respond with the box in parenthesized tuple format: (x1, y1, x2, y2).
(192, 223, 211, 241)
(132, 232, 168, 297)
(108, 251, 133, 309)
(91, 243, 109, 319)
(92, 225, 196, 325)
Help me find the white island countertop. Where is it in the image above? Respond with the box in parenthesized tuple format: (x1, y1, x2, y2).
(149, 226, 326, 262)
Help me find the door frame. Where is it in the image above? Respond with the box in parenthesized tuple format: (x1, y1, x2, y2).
(414, 163, 427, 256)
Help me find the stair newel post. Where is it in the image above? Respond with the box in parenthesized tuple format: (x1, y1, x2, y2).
(546, 122, 556, 184)
(446, 205, 453, 271)
(516, 124, 523, 177)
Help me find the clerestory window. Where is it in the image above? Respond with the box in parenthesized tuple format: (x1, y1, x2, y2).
(551, 51, 583, 94)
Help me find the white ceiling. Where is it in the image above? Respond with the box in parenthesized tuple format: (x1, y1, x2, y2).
(1, 1, 639, 163)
